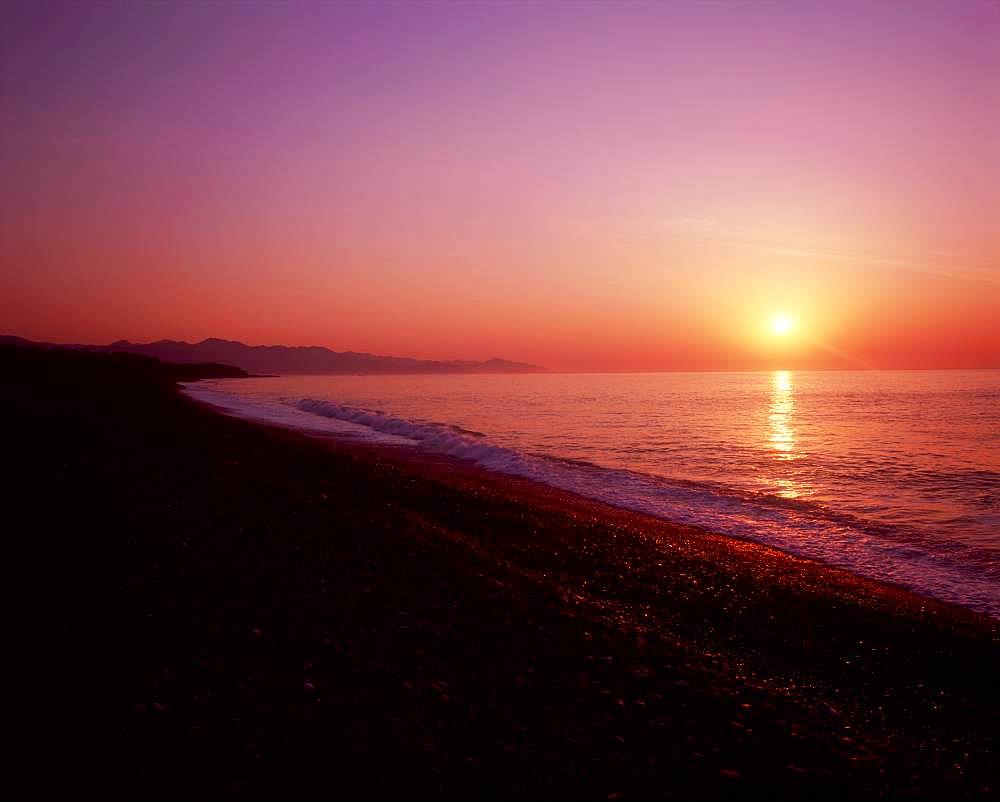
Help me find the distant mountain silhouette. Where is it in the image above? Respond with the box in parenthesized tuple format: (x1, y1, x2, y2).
(1, 335, 249, 381)
(0, 335, 544, 375)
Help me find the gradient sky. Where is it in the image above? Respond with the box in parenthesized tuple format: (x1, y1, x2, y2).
(2, 1, 998, 370)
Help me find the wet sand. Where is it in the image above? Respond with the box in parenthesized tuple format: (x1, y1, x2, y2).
(6, 345, 997, 798)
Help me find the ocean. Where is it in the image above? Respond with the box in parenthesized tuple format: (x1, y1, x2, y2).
(184, 370, 1000, 617)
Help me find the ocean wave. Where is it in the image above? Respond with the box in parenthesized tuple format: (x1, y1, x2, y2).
(294, 398, 536, 470)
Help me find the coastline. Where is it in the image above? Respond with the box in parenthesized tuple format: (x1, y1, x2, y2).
(188, 386, 998, 626)
(190, 390, 998, 658)
(327, 437, 996, 624)
(7, 347, 996, 798)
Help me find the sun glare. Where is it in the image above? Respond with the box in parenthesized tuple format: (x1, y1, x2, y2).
(771, 315, 794, 335)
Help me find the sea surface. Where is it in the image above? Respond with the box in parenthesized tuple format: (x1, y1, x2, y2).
(184, 371, 1000, 617)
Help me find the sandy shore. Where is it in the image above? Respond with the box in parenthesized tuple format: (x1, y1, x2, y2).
(6, 345, 997, 798)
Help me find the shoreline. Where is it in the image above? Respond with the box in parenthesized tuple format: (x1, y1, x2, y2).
(187, 387, 997, 627)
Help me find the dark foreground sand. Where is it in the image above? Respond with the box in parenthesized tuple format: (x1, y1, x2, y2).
(5, 346, 997, 799)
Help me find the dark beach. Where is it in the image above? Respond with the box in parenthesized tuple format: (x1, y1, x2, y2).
(6, 345, 997, 799)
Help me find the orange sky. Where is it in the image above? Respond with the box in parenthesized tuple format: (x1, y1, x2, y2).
(2, 2, 997, 370)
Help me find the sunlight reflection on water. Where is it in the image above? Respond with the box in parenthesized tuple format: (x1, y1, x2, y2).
(767, 371, 802, 497)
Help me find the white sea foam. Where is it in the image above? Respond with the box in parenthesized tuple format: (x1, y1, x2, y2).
(181, 384, 417, 445)
(294, 398, 534, 468)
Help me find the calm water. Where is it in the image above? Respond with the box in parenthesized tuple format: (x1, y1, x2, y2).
(185, 371, 1000, 617)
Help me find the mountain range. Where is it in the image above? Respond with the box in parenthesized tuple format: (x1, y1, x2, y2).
(0, 335, 544, 375)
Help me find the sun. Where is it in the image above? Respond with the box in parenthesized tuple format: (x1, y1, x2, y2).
(771, 315, 794, 335)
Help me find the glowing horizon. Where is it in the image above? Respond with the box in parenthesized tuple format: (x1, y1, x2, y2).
(2, 2, 997, 371)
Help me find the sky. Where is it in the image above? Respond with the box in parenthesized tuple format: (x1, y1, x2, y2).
(2, 1, 998, 370)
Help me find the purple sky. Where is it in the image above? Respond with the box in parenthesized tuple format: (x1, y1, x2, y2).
(2, 1, 998, 368)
